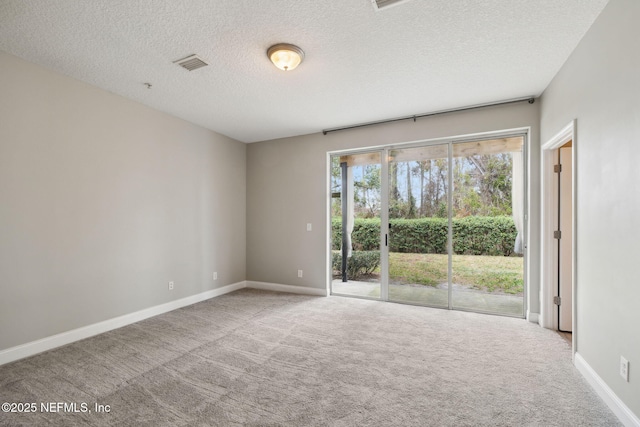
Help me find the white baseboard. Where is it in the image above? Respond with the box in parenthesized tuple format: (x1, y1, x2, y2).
(575, 353, 640, 427)
(246, 280, 327, 296)
(526, 310, 539, 324)
(0, 281, 246, 366)
(0, 280, 328, 366)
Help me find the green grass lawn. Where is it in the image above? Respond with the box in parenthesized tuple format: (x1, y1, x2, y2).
(388, 253, 524, 295)
(333, 251, 525, 295)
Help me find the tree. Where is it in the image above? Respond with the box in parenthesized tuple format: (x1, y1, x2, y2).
(332, 150, 514, 221)
(355, 164, 381, 218)
(406, 162, 416, 218)
(389, 162, 402, 218)
(452, 153, 512, 217)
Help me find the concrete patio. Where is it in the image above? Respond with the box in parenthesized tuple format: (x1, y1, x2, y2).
(332, 280, 524, 317)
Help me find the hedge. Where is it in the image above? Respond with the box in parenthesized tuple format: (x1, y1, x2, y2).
(332, 216, 518, 257)
(331, 250, 380, 280)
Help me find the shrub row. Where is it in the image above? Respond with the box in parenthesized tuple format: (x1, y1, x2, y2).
(331, 250, 380, 280)
(332, 216, 518, 257)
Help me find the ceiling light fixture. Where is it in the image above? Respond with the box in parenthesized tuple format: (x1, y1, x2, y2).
(371, 0, 412, 11)
(267, 43, 304, 71)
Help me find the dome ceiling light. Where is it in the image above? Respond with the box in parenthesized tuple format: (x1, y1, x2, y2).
(267, 43, 304, 71)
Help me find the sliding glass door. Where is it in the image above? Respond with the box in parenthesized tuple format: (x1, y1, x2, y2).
(330, 151, 384, 299)
(387, 144, 449, 308)
(450, 139, 525, 315)
(330, 135, 526, 317)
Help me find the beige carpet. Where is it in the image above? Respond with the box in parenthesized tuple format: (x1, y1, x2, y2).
(0, 289, 620, 426)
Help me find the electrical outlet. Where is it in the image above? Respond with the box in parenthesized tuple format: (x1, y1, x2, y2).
(306, 223, 312, 231)
(168, 281, 174, 291)
(620, 356, 629, 382)
(213, 272, 218, 280)
(298, 270, 303, 278)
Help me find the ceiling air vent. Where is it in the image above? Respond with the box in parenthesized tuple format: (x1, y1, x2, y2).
(371, 0, 412, 11)
(173, 54, 208, 71)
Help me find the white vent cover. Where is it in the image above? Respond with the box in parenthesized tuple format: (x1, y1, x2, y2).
(371, 0, 412, 11)
(173, 54, 208, 71)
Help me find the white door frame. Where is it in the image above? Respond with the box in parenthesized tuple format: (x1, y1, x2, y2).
(540, 120, 577, 357)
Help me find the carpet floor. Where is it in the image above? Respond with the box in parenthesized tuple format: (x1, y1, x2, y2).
(0, 289, 620, 426)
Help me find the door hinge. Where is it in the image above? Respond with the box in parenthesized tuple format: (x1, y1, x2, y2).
(554, 296, 561, 306)
(554, 230, 562, 239)
(554, 164, 562, 173)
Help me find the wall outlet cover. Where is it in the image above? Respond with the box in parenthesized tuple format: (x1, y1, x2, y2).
(620, 356, 629, 382)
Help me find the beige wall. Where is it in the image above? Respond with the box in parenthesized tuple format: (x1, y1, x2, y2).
(247, 101, 541, 315)
(0, 52, 246, 351)
(540, 0, 640, 417)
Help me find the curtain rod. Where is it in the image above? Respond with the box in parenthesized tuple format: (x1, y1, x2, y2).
(322, 97, 535, 135)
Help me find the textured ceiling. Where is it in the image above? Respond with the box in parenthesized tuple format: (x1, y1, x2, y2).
(0, 0, 609, 143)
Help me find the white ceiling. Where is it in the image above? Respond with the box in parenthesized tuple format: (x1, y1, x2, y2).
(0, 0, 609, 143)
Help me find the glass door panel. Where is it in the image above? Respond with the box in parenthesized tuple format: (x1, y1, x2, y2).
(330, 152, 382, 299)
(387, 144, 449, 307)
(450, 138, 525, 316)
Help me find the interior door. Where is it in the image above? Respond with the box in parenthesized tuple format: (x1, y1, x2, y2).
(558, 146, 573, 331)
